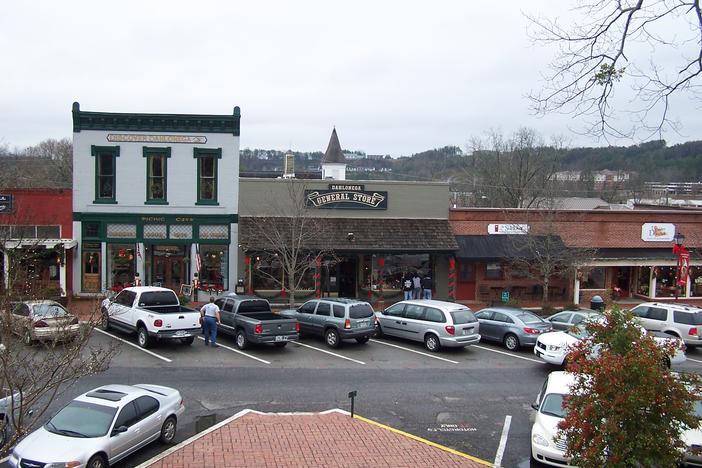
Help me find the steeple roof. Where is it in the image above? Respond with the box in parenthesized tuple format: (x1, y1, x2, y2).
(322, 128, 346, 164)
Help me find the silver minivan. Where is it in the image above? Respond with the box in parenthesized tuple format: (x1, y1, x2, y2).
(375, 300, 480, 352)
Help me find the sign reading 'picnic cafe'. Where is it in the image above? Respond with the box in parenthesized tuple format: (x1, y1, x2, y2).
(305, 185, 388, 210)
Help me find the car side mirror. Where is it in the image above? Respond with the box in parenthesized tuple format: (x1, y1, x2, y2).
(112, 425, 128, 436)
(531, 403, 539, 410)
(26, 409, 34, 417)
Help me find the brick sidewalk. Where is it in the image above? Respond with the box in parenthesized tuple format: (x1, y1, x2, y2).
(139, 409, 491, 468)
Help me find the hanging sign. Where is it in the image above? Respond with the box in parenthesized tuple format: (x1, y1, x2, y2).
(0, 194, 13, 213)
(487, 224, 529, 235)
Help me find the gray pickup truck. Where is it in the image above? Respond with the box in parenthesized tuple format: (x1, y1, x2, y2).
(214, 294, 299, 350)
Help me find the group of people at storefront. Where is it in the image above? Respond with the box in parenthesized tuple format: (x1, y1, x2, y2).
(402, 271, 433, 300)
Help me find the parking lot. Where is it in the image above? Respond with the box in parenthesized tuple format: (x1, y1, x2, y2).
(7, 327, 702, 467)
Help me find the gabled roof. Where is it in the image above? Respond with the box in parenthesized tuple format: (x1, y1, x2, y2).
(322, 128, 346, 164)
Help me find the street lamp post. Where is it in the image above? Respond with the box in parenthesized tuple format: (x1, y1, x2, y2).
(673, 232, 688, 301)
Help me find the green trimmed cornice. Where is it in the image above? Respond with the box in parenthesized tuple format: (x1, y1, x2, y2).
(72, 102, 241, 136)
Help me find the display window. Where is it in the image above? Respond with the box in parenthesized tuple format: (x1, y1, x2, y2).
(199, 245, 228, 292)
(107, 244, 135, 292)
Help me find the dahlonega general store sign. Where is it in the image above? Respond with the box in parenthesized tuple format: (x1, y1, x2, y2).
(305, 184, 388, 210)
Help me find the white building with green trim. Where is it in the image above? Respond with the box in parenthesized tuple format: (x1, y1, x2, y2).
(71, 102, 240, 298)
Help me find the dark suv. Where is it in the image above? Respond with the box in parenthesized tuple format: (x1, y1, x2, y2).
(279, 299, 376, 348)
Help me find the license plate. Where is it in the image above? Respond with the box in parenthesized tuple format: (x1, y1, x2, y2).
(174, 330, 188, 337)
(463, 328, 473, 335)
(275, 335, 288, 342)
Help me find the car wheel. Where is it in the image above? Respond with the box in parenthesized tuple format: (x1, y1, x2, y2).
(159, 416, 177, 444)
(503, 333, 519, 351)
(0, 423, 8, 449)
(325, 329, 340, 348)
(375, 323, 383, 338)
(87, 454, 108, 468)
(181, 336, 194, 345)
(100, 309, 111, 331)
(274, 342, 287, 348)
(424, 334, 440, 352)
(236, 330, 249, 350)
(356, 336, 369, 344)
(137, 326, 151, 349)
(23, 329, 33, 346)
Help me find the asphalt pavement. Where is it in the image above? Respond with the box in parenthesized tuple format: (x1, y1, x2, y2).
(5, 327, 702, 467)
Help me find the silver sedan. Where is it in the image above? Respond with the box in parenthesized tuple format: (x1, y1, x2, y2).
(474, 306, 552, 351)
(9, 384, 184, 468)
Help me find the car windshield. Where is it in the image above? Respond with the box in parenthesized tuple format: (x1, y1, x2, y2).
(46, 400, 117, 438)
(32, 304, 69, 318)
(540, 393, 567, 418)
(567, 324, 590, 340)
(694, 399, 702, 420)
(450, 309, 477, 324)
(349, 304, 374, 319)
(517, 312, 543, 325)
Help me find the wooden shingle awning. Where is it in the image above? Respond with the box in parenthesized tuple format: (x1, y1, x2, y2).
(240, 217, 458, 253)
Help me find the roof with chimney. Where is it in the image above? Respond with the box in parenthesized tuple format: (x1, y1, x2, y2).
(322, 128, 346, 164)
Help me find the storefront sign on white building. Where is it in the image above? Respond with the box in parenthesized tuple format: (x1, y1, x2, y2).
(641, 223, 676, 242)
(487, 224, 529, 235)
(107, 134, 207, 144)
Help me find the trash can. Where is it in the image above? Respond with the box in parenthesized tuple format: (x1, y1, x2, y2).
(590, 295, 605, 312)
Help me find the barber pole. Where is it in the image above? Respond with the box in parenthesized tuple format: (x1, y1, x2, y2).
(244, 255, 253, 294)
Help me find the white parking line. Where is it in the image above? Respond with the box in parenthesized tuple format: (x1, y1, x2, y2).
(370, 339, 460, 364)
(196, 336, 271, 365)
(93, 328, 172, 363)
(686, 357, 702, 364)
(291, 341, 366, 365)
(493, 415, 512, 467)
(472, 344, 546, 364)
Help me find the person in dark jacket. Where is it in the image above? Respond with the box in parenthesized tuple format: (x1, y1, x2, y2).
(402, 274, 413, 300)
(412, 272, 422, 299)
(421, 274, 433, 300)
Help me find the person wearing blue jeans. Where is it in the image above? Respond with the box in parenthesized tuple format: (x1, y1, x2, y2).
(422, 274, 433, 300)
(200, 296, 221, 347)
(403, 275, 413, 300)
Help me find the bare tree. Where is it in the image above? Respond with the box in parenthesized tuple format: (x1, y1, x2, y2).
(528, 1, 702, 140)
(467, 128, 562, 208)
(239, 180, 336, 308)
(0, 212, 117, 455)
(509, 207, 597, 305)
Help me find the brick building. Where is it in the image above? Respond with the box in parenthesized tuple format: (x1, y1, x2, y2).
(450, 207, 702, 307)
(0, 188, 75, 297)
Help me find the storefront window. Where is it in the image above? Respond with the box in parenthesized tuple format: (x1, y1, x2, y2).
(252, 254, 282, 290)
(691, 267, 702, 297)
(654, 266, 686, 297)
(107, 244, 135, 292)
(199, 245, 228, 291)
(485, 262, 503, 280)
(377, 254, 430, 290)
(636, 266, 651, 296)
(581, 267, 605, 289)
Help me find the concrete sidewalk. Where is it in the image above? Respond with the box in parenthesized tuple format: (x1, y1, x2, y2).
(138, 409, 491, 468)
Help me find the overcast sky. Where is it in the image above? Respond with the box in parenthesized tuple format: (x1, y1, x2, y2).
(2, 1, 700, 156)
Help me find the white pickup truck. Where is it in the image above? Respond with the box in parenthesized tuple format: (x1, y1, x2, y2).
(100, 286, 201, 348)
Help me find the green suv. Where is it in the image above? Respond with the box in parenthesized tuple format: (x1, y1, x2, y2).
(279, 298, 376, 348)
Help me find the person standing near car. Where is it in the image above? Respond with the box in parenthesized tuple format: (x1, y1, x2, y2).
(422, 274, 433, 300)
(412, 271, 422, 299)
(403, 274, 413, 300)
(200, 296, 221, 347)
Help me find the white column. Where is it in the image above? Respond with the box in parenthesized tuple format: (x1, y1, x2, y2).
(650, 268, 656, 299)
(2, 249, 9, 290)
(686, 274, 692, 298)
(573, 278, 580, 305)
(59, 260, 67, 297)
(136, 242, 145, 280)
(72, 221, 81, 294)
(101, 242, 108, 293)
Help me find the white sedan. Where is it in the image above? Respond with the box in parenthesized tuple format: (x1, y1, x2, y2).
(9, 384, 184, 468)
(534, 323, 686, 367)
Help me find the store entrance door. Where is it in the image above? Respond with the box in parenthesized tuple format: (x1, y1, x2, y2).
(152, 246, 186, 291)
(337, 257, 357, 298)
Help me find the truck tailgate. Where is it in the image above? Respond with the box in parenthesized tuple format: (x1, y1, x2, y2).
(260, 319, 298, 335)
(150, 311, 200, 330)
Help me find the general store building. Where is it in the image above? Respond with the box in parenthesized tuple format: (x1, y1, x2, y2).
(71, 103, 240, 298)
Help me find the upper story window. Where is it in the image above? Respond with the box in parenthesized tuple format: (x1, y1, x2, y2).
(194, 148, 222, 205)
(143, 147, 171, 204)
(91, 145, 120, 204)
(0, 225, 60, 239)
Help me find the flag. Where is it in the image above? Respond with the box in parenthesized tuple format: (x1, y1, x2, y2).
(195, 244, 202, 273)
(136, 244, 142, 260)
